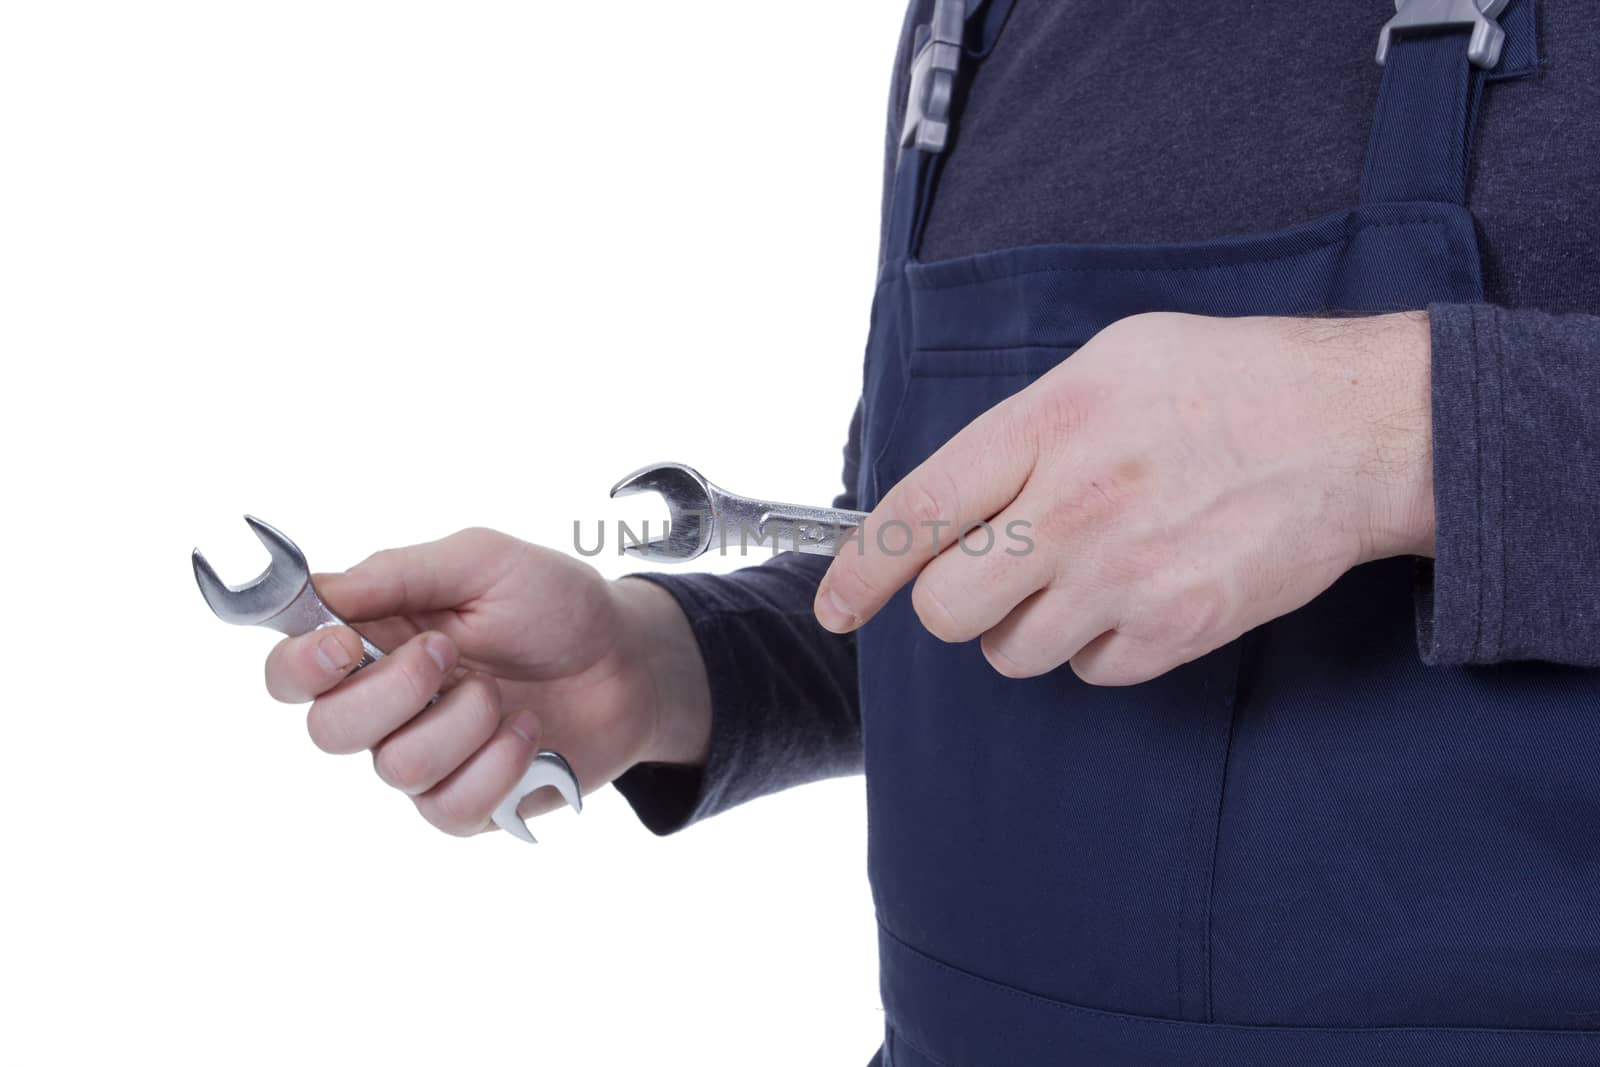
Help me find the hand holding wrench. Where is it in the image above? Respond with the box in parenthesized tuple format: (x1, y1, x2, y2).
(192, 517, 581, 844)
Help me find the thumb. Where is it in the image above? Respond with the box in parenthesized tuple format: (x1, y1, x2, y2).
(316, 528, 503, 622)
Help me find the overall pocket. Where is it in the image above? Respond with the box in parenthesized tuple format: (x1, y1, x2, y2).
(858, 342, 1241, 1022)
(869, 345, 1070, 494)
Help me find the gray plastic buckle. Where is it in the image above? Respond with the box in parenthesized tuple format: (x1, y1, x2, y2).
(899, 0, 967, 154)
(1376, 0, 1509, 70)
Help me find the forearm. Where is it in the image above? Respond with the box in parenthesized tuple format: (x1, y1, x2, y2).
(610, 405, 867, 835)
(611, 558, 861, 835)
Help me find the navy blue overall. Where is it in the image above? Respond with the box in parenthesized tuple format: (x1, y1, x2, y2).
(856, 3, 1600, 1064)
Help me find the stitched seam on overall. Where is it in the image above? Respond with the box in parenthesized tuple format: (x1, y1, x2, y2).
(1450, 39, 1474, 207)
(1174, 668, 1211, 1021)
(1422, 31, 1475, 209)
(1359, 57, 1401, 202)
(908, 218, 1453, 289)
(1202, 676, 1242, 1023)
(878, 921, 1600, 1038)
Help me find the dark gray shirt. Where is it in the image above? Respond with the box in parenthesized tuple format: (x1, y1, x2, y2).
(615, 1, 1600, 833)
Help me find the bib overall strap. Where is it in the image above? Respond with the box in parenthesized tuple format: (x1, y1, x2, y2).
(885, 0, 1018, 261)
(1361, 0, 1538, 207)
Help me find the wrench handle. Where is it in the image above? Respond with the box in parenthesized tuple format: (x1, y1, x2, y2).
(757, 505, 869, 557)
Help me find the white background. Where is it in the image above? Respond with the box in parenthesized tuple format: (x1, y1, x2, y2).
(2, 3, 907, 1063)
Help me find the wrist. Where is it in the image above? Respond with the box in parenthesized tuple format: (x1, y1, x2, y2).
(1348, 311, 1438, 560)
(609, 576, 712, 769)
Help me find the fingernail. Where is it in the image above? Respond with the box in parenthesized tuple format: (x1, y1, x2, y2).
(314, 633, 353, 673)
(423, 633, 452, 674)
(510, 710, 540, 745)
(816, 585, 859, 632)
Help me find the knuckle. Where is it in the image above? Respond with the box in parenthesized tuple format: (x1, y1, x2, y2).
(1069, 649, 1139, 686)
(373, 741, 427, 794)
(982, 634, 1046, 679)
(998, 401, 1041, 463)
(901, 481, 944, 530)
(468, 678, 503, 730)
(1097, 311, 1169, 350)
(1071, 636, 1163, 687)
(452, 526, 501, 553)
(395, 651, 440, 709)
(1028, 381, 1089, 448)
(359, 545, 400, 573)
(453, 676, 502, 739)
(1096, 312, 1146, 344)
(419, 789, 485, 837)
(305, 703, 354, 755)
(265, 636, 323, 704)
(901, 465, 959, 529)
(1160, 583, 1231, 652)
(911, 577, 968, 644)
(1069, 655, 1115, 686)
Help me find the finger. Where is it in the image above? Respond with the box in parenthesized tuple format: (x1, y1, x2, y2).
(341, 615, 421, 658)
(910, 516, 1051, 643)
(315, 528, 504, 622)
(304, 632, 458, 755)
(816, 399, 1039, 632)
(370, 673, 502, 796)
(979, 587, 1114, 679)
(264, 627, 367, 704)
(1069, 630, 1173, 687)
(414, 710, 544, 837)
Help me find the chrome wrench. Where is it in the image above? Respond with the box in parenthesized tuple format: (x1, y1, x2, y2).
(610, 462, 867, 561)
(192, 516, 581, 843)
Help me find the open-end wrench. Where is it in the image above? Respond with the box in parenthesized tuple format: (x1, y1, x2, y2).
(192, 516, 581, 844)
(610, 462, 867, 562)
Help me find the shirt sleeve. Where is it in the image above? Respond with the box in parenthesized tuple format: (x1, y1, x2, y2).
(1418, 302, 1600, 667)
(610, 403, 865, 835)
(609, 6, 923, 834)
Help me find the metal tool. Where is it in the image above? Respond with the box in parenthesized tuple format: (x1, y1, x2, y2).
(192, 516, 582, 844)
(610, 462, 867, 562)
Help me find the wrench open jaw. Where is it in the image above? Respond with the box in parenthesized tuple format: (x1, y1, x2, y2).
(610, 462, 867, 562)
(193, 515, 318, 626)
(193, 516, 582, 843)
(608, 463, 718, 562)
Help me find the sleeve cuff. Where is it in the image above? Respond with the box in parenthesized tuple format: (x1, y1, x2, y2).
(609, 563, 863, 835)
(609, 573, 748, 835)
(1418, 301, 1600, 668)
(1418, 302, 1508, 665)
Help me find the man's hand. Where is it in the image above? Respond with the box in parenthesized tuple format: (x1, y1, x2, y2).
(814, 311, 1435, 685)
(263, 528, 710, 836)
